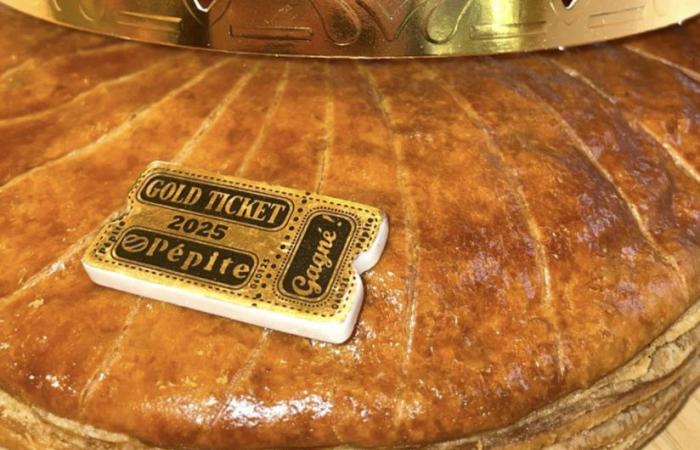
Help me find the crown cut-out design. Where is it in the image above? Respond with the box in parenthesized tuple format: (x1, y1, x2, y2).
(192, 0, 217, 13)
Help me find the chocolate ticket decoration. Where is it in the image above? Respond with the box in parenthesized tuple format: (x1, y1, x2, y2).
(2, 0, 699, 57)
(82, 162, 389, 343)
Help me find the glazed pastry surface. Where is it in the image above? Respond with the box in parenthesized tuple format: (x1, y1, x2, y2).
(0, 5, 698, 449)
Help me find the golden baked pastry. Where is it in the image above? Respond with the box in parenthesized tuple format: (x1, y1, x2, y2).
(0, 5, 698, 449)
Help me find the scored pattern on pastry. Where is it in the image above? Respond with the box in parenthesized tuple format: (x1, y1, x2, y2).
(418, 61, 568, 380)
(516, 59, 689, 295)
(356, 63, 422, 431)
(0, 5, 698, 448)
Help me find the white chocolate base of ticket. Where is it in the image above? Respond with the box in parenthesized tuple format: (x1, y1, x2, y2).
(83, 217, 389, 344)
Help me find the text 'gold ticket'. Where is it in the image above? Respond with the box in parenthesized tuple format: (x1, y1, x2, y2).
(82, 161, 389, 343)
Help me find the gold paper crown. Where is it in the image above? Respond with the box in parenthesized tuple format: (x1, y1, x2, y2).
(3, 0, 699, 57)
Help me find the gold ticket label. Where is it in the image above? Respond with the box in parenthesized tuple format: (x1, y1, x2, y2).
(82, 161, 388, 343)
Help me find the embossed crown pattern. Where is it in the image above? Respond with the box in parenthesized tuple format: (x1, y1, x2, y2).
(2, 0, 699, 56)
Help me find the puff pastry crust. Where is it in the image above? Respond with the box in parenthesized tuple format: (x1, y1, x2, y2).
(0, 5, 698, 449)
